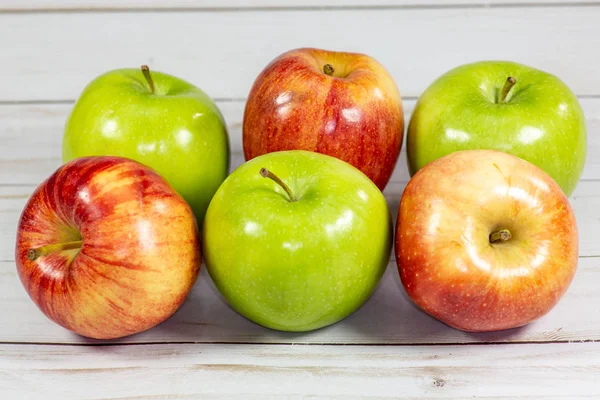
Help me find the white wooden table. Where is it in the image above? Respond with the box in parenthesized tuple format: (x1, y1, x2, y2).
(1, 1, 599, 398)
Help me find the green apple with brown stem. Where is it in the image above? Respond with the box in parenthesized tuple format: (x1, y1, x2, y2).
(63, 65, 229, 224)
(407, 61, 586, 196)
(203, 150, 393, 332)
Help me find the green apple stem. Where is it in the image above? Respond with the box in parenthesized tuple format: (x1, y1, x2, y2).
(323, 64, 335, 76)
(141, 65, 155, 94)
(27, 240, 83, 261)
(260, 168, 296, 202)
(489, 229, 512, 244)
(499, 77, 516, 103)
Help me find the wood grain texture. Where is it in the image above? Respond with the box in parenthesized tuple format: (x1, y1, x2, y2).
(0, 3, 598, 397)
(1, 98, 598, 185)
(1, 254, 598, 345)
(1, 97, 598, 255)
(1, 342, 600, 399)
(1, 7, 600, 101)
(2, 166, 600, 260)
(2, 0, 597, 11)
(0, 97, 598, 344)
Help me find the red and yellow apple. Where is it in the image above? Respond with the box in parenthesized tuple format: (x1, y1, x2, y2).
(15, 156, 200, 339)
(395, 150, 578, 332)
(243, 47, 404, 190)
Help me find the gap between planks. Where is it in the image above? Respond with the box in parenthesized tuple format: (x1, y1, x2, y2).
(0, 94, 600, 106)
(0, 258, 598, 345)
(1, 342, 600, 399)
(0, 339, 599, 347)
(3, 1, 600, 14)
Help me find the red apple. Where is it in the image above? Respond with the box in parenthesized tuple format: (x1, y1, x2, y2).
(395, 150, 578, 332)
(243, 47, 404, 190)
(15, 156, 201, 339)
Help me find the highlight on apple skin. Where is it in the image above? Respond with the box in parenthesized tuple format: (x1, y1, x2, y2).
(407, 60, 586, 196)
(15, 156, 201, 339)
(243, 47, 404, 191)
(62, 65, 230, 226)
(396, 150, 578, 332)
(203, 150, 393, 332)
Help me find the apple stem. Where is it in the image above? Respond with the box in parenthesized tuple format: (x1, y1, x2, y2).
(141, 65, 155, 94)
(260, 168, 296, 202)
(499, 77, 516, 103)
(489, 229, 512, 244)
(323, 64, 335, 76)
(27, 240, 83, 261)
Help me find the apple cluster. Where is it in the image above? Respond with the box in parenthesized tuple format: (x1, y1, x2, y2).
(15, 48, 584, 339)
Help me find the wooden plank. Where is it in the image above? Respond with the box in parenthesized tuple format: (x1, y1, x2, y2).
(1, 7, 599, 101)
(1, 342, 600, 399)
(0, 103, 597, 345)
(0, 97, 598, 186)
(1, 0, 596, 11)
(1, 160, 598, 345)
(0, 252, 598, 345)
(0, 99, 412, 186)
(2, 170, 600, 261)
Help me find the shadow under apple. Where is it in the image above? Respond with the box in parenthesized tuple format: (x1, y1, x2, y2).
(144, 268, 313, 343)
(336, 262, 531, 344)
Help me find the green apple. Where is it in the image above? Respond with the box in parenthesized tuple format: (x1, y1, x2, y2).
(203, 150, 392, 332)
(407, 61, 586, 196)
(63, 66, 229, 224)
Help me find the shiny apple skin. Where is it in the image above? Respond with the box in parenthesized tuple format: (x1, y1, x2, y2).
(63, 67, 230, 226)
(243, 48, 404, 190)
(15, 157, 201, 339)
(203, 150, 392, 332)
(407, 61, 586, 196)
(395, 150, 578, 332)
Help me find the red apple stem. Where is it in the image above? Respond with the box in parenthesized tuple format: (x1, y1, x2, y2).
(141, 65, 155, 94)
(499, 77, 516, 103)
(27, 240, 83, 261)
(489, 229, 512, 243)
(323, 64, 335, 76)
(260, 168, 296, 202)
